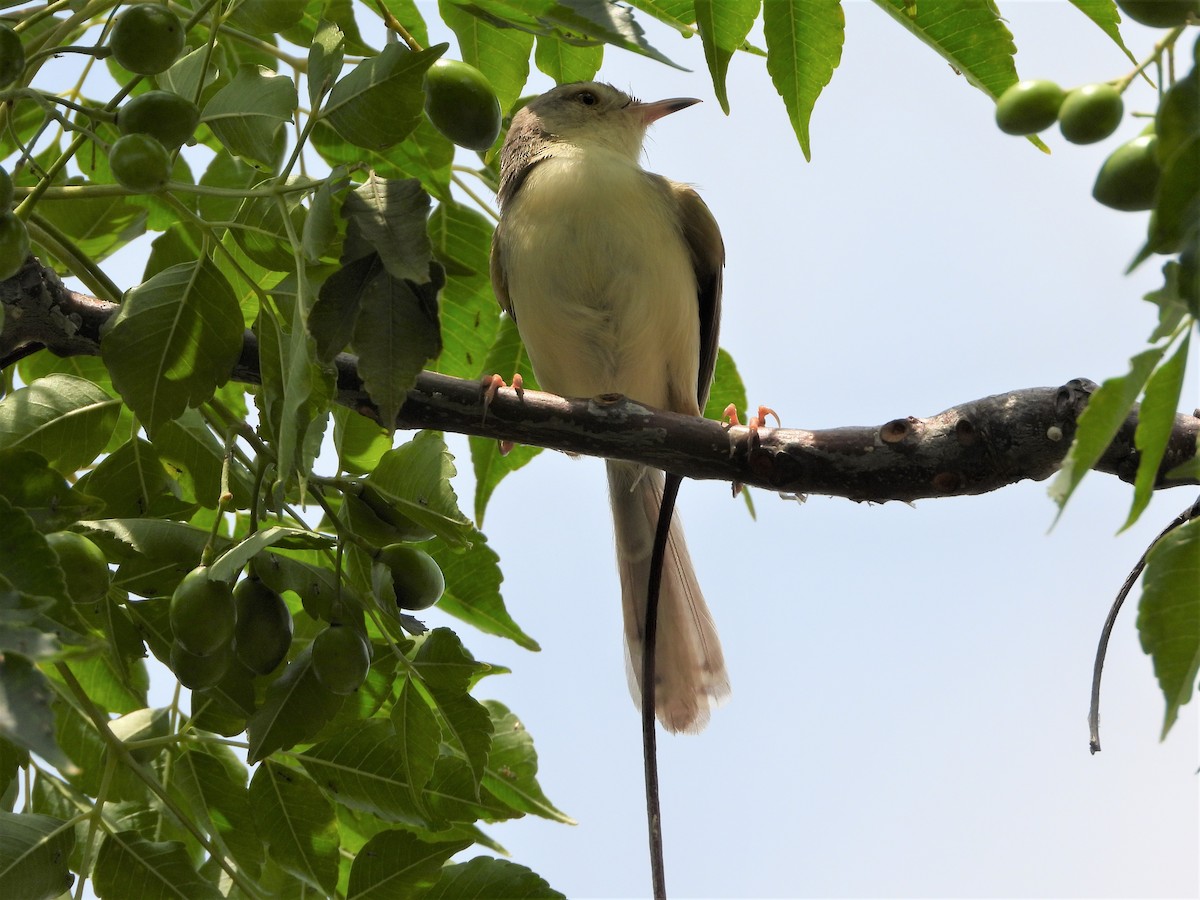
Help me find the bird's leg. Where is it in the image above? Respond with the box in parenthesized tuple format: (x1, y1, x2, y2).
(722, 404, 780, 446)
(480, 372, 524, 455)
(721, 404, 780, 497)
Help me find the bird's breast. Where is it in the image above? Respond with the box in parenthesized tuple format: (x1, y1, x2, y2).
(500, 151, 700, 411)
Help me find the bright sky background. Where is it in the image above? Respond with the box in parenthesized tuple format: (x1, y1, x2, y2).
(35, 2, 1197, 898)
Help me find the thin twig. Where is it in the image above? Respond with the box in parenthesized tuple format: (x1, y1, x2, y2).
(1089, 493, 1200, 753)
(642, 473, 681, 899)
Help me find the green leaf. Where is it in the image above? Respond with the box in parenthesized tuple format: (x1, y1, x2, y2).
(333, 406, 392, 475)
(533, 35, 603, 84)
(702, 348, 750, 423)
(311, 116, 456, 202)
(323, 43, 446, 151)
(696, 0, 760, 114)
(298, 720, 428, 825)
(763, 0, 845, 160)
(1067, 0, 1138, 64)
(413, 628, 489, 696)
(347, 830, 471, 899)
(81, 518, 212, 598)
(158, 45, 220, 105)
(391, 676, 441, 810)
(153, 410, 251, 510)
(0, 656, 77, 775)
(94, 829, 221, 899)
(302, 175, 343, 264)
(171, 745, 263, 877)
(207, 526, 332, 583)
(1148, 136, 1200, 255)
(470, 316, 543, 524)
(429, 533, 540, 650)
(51, 652, 148, 715)
(0, 375, 119, 475)
(201, 66, 297, 168)
(425, 856, 565, 899)
(246, 647, 345, 762)
(35, 187, 148, 265)
(0, 497, 73, 621)
(75, 438, 192, 520)
(461, 0, 685, 69)
(248, 761, 339, 894)
(1137, 517, 1200, 739)
(481, 701, 573, 824)
(871, 1, 1023, 106)
(345, 175, 434, 284)
(0, 449, 102, 533)
(0, 811, 76, 900)
(365, 432, 475, 547)
(230, 192, 306, 272)
(1049, 348, 1165, 515)
(253, 298, 336, 486)
(429, 200, 493, 279)
(441, 0, 534, 112)
(1125, 334, 1191, 529)
(309, 20, 346, 108)
(431, 689, 494, 789)
(101, 259, 244, 434)
(352, 267, 443, 435)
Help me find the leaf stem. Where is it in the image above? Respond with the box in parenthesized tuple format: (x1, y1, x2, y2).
(24, 213, 124, 303)
(52, 662, 265, 898)
(1089, 494, 1200, 753)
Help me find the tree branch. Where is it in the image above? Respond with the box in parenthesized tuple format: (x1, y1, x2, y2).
(3, 259, 1197, 502)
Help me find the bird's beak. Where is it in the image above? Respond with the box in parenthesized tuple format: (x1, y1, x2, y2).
(631, 96, 701, 125)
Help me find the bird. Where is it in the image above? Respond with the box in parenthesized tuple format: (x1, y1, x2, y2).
(489, 81, 729, 733)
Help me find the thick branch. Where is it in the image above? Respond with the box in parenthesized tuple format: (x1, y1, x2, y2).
(3, 260, 1197, 502)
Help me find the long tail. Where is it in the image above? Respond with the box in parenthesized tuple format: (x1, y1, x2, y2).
(607, 460, 730, 733)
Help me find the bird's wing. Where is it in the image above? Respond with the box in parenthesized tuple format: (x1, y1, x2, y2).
(671, 182, 725, 408)
(489, 222, 515, 321)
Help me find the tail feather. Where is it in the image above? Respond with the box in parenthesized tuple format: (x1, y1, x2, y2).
(607, 460, 729, 733)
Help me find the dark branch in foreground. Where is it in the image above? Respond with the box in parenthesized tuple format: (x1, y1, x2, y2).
(3, 260, 1198, 502)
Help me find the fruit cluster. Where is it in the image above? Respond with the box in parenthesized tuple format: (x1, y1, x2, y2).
(163, 535, 444, 698)
(995, 21, 1199, 310)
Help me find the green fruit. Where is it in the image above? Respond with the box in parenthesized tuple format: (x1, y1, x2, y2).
(1116, 0, 1198, 28)
(117, 90, 200, 149)
(994, 80, 1065, 135)
(310, 625, 370, 695)
(170, 566, 236, 655)
(110, 4, 185, 76)
(376, 544, 445, 611)
(109, 133, 171, 193)
(1093, 134, 1161, 211)
(0, 212, 30, 281)
(233, 578, 293, 675)
(0, 25, 21, 89)
(171, 639, 232, 690)
(46, 531, 110, 604)
(0, 167, 12, 209)
(423, 59, 502, 151)
(1059, 84, 1124, 144)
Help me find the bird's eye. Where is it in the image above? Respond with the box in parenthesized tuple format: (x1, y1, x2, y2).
(576, 91, 597, 106)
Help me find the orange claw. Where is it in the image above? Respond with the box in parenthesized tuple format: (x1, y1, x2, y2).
(480, 373, 524, 455)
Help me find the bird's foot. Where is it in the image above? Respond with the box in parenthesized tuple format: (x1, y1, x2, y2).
(721, 404, 780, 497)
(480, 373, 524, 455)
